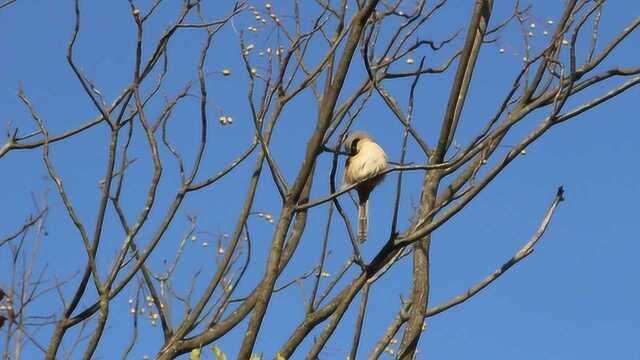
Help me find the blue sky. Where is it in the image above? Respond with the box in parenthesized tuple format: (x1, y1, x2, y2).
(1, 1, 639, 359)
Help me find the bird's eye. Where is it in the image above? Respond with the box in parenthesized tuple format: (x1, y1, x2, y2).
(350, 139, 359, 155)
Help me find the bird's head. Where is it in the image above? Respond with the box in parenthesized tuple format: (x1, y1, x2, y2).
(343, 131, 373, 156)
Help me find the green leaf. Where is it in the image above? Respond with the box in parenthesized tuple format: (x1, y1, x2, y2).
(190, 348, 201, 360)
(212, 345, 228, 360)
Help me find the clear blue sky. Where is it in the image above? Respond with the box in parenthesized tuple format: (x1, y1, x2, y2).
(1, 1, 639, 359)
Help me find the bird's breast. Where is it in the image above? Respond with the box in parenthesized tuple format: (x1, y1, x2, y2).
(345, 142, 388, 185)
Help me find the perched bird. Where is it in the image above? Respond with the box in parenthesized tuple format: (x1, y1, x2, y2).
(343, 131, 388, 243)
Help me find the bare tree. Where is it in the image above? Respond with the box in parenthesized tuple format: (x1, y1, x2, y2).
(1, 0, 638, 359)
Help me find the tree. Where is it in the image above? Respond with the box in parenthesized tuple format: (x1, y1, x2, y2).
(1, 0, 638, 359)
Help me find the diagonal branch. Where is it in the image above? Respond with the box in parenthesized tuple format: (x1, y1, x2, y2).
(434, 0, 493, 161)
(426, 186, 565, 317)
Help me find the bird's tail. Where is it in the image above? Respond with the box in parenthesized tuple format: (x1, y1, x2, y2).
(358, 199, 368, 243)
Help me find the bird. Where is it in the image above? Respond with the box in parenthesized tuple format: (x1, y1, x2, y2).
(343, 131, 388, 243)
